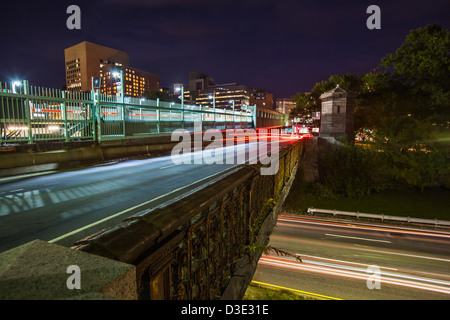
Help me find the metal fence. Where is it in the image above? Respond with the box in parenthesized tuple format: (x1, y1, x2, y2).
(0, 81, 94, 143)
(307, 208, 450, 227)
(0, 81, 256, 144)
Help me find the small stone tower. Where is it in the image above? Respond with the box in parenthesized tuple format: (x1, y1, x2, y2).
(319, 84, 355, 142)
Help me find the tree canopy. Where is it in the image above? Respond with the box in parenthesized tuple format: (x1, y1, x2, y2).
(361, 24, 449, 151)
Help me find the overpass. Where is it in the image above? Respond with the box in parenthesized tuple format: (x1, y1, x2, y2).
(0, 81, 303, 300)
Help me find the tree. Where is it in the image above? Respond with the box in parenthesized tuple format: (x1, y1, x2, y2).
(355, 25, 450, 190)
(381, 24, 450, 113)
(360, 24, 450, 152)
(289, 92, 316, 121)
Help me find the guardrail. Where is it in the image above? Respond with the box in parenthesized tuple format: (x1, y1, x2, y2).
(307, 208, 450, 227)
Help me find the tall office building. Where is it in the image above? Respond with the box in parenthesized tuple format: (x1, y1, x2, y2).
(64, 41, 130, 92)
(250, 90, 274, 110)
(99, 64, 159, 97)
(195, 83, 251, 110)
(180, 72, 251, 110)
(276, 98, 297, 114)
(64, 41, 159, 96)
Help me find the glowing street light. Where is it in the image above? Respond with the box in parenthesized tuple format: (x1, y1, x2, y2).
(229, 100, 235, 128)
(12, 81, 22, 93)
(112, 70, 124, 102)
(175, 85, 184, 109)
(209, 93, 216, 128)
(175, 85, 184, 128)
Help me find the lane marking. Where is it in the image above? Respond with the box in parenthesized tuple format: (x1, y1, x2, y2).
(49, 165, 241, 244)
(159, 164, 179, 170)
(325, 233, 392, 243)
(0, 171, 58, 182)
(250, 280, 342, 300)
(92, 161, 118, 167)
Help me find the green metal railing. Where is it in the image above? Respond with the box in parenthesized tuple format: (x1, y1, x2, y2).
(0, 81, 256, 144)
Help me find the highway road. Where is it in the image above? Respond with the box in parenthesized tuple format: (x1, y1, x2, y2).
(252, 215, 450, 300)
(0, 135, 300, 253)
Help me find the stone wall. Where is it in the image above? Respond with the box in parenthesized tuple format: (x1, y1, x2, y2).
(319, 85, 355, 141)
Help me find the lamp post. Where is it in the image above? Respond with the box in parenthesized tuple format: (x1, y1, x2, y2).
(113, 69, 125, 136)
(175, 85, 184, 128)
(209, 93, 216, 129)
(242, 104, 247, 129)
(229, 100, 235, 129)
(112, 70, 124, 103)
(12, 81, 22, 94)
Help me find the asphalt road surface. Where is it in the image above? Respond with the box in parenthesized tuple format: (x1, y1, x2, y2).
(252, 215, 450, 300)
(0, 136, 299, 252)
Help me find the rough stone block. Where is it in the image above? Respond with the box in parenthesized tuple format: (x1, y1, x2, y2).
(0, 239, 137, 300)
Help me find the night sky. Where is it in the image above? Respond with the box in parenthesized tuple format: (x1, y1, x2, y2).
(0, 0, 448, 101)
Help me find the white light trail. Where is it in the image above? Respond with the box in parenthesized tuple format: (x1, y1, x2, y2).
(259, 254, 450, 295)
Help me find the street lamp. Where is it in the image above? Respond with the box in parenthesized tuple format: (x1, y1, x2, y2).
(175, 85, 184, 109)
(112, 70, 124, 102)
(209, 93, 216, 129)
(12, 81, 22, 93)
(229, 100, 235, 128)
(112, 70, 125, 137)
(175, 85, 184, 128)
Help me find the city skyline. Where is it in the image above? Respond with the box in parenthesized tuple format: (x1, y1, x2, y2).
(0, 0, 448, 100)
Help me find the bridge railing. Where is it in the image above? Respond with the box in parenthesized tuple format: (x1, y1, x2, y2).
(0, 81, 255, 144)
(72, 140, 304, 300)
(0, 81, 94, 144)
